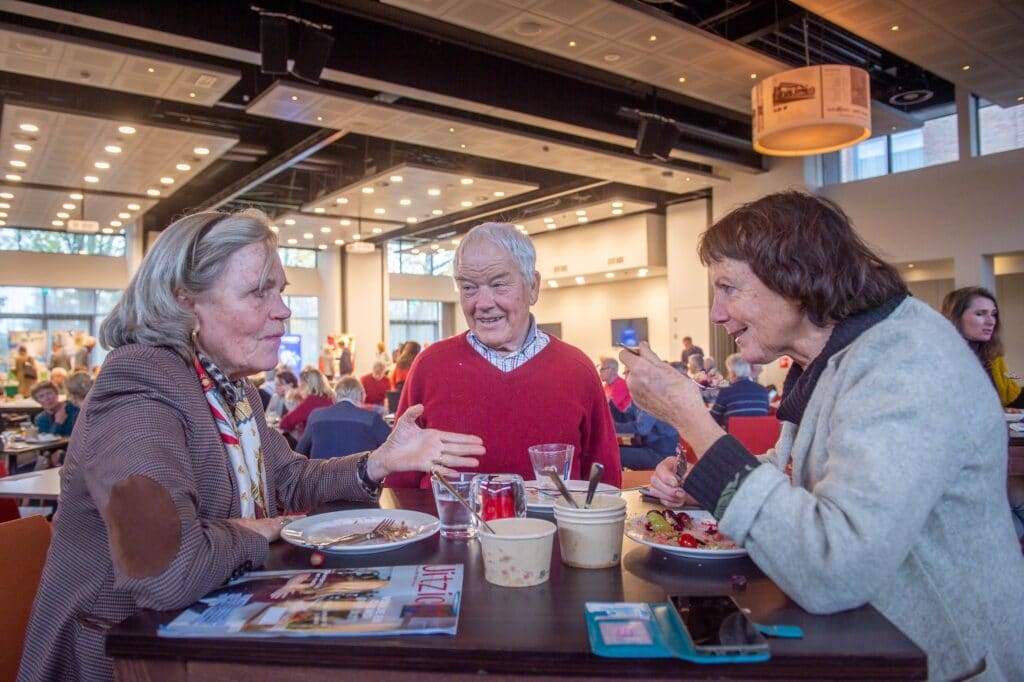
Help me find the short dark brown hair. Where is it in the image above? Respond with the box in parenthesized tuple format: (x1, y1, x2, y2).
(699, 191, 906, 326)
(941, 286, 1002, 362)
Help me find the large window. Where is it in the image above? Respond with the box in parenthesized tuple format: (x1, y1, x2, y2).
(283, 295, 319, 370)
(278, 247, 317, 269)
(979, 100, 1024, 156)
(830, 112, 958, 183)
(0, 227, 126, 256)
(387, 240, 454, 276)
(0, 286, 123, 374)
(389, 299, 442, 347)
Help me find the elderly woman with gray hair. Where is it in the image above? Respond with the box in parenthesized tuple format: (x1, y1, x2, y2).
(19, 210, 484, 682)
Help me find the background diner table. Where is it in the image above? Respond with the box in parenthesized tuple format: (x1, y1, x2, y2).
(106, 488, 926, 680)
(2, 435, 69, 473)
(0, 466, 61, 501)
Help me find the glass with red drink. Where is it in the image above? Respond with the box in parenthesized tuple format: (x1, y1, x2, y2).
(472, 474, 527, 521)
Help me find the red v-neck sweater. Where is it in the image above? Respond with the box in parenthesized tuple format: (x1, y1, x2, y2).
(385, 333, 621, 489)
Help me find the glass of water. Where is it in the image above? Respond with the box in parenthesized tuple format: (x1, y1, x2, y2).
(431, 472, 478, 539)
(527, 443, 574, 488)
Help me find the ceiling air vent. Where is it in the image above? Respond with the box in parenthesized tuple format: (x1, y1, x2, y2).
(553, 265, 568, 273)
(607, 256, 624, 265)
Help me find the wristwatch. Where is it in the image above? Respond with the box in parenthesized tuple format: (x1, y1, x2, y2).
(356, 452, 383, 497)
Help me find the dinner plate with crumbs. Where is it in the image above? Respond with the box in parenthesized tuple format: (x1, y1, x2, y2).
(1005, 412, 1023, 422)
(624, 509, 747, 559)
(281, 509, 440, 555)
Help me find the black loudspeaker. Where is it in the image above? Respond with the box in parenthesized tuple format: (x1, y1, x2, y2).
(291, 24, 334, 83)
(260, 15, 289, 75)
(633, 118, 679, 161)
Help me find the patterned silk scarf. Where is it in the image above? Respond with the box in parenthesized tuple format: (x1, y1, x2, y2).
(194, 358, 269, 518)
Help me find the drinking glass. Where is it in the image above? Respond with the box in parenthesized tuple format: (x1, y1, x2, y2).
(472, 474, 527, 521)
(430, 472, 478, 539)
(527, 443, 574, 488)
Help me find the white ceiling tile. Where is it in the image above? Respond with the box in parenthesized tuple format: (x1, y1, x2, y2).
(576, 4, 649, 40)
(528, 0, 605, 25)
(443, 0, 522, 31)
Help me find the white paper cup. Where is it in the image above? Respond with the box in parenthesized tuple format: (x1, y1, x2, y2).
(478, 518, 556, 587)
(553, 496, 627, 568)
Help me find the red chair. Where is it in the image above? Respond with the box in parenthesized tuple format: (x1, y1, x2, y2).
(0, 461, 20, 523)
(727, 416, 782, 455)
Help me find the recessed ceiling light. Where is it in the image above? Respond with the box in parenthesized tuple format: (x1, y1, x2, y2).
(105, 145, 122, 154)
(193, 146, 210, 155)
(451, 238, 460, 245)
(611, 201, 624, 208)
(430, 243, 439, 250)
(427, 188, 441, 196)
(361, 187, 374, 194)
(146, 188, 161, 196)
(638, 268, 648, 277)
(575, 210, 586, 216)
(334, 239, 345, 245)
(546, 223, 557, 230)
(303, 232, 314, 239)
(176, 163, 191, 171)
(678, 76, 687, 84)
(316, 116, 323, 122)
(603, 53, 621, 63)
(56, 212, 69, 219)
(352, 233, 361, 240)
(52, 219, 63, 226)
(19, 123, 38, 133)
(605, 272, 615, 278)
(9, 160, 26, 168)
(460, 200, 473, 207)
(64, 203, 77, 211)
(459, 144, 467, 149)
(750, 73, 758, 79)
(188, 92, 197, 99)
(577, 217, 588, 223)
(118, 212, 130, 219)
(340, 219, 351, 226)
(284, 218, 296, 225)
(0, 203, 9, 209)
(890, 24, 900, 31)
(313, 207, 325, 214)
(907, 263, 915, 269)
(83, 175, 99, 183)
(373, 208, 386, 214)
(390, 175, 403, 182)
(69, 192, 83, 200)
(1018, 96, 1023, 102)
(611, 208, 623, 215)
(0, 220, 5, 226)
(0, 212, 6, 218)
(147, 67, 155, 73)
(269, 225, 279, 232)
(159, 176, 174, 185)
(127, 203, 140, 210)
(399, 198, 411, 206)
(101, 228, 114, 234)
(372, 227, 383, 234)
(110, 220, 122, 227)
(290, 95, 299, 101)
(287, 238, 297, 245)
(543, 217, 554, 223)
(431, 209, 443, 216)
(0, 193, 12, 200)
(460, 178, 473, 185)
(94, 161, 110, 169)
(962, 64, 970, 71)
(5, 174, 21, 182)
(336, 197, 349, 204)
(410, 247, 420, 254)
(649, 34, 657, 42)
(406, 217, 418, 223)
(575, 276, 585, 284)
(548, 280, 559, 288)
(119, 126, 136, 135)
(320, 226, 331, 233)
(493, 191, 505, 197)
(13, 143, 31, 151)
(685, 176, 691, 181)
(317, 244, 327, 250)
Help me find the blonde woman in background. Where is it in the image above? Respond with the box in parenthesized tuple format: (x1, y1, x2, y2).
(278, 365, 334, 438)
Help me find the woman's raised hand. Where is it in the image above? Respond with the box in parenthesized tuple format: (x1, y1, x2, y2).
(366, 404, 485, 481)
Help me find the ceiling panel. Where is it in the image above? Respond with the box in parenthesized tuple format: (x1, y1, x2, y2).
(0, 186, 157, 234)
(247, 82, 721, 195)
(0, 23, 240, 107)
(794, 0, 1024, 107)
(514, 196, 655, 236)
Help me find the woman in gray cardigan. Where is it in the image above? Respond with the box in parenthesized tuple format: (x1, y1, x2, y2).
(624, 192, 1023, 681)
(19, 210, 485, 682)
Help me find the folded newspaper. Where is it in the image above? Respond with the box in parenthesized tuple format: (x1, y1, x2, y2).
(159, 564, 463, 637)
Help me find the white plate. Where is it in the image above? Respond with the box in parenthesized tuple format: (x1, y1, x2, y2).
(624, 509, 748, 559)
(524, 480, 619, 510)
(1005, 412, 1024, 422)
(280, 509, 440, 555)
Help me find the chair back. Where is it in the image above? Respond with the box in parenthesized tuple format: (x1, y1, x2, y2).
(0, 515, 51, 681)
(0, 460, 20, 523)
(727, 415, 782, 455)
(385, 390, 401, 415)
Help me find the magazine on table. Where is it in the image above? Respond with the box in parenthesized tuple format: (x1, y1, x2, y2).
(159, 564, 463, 638)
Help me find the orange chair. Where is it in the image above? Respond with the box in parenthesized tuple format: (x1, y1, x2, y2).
(0, 515, 52, 681)
(727, 415, 782, 455)
(0, 461, 20, 523)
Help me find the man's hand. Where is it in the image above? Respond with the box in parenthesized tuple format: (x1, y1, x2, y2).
(53, 403, 68, 425)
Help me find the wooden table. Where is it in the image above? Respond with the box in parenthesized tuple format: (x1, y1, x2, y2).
(0, 399, 43, 420)
(107, 489, 926, 680)
(3, 436, 69, 473)
(0, 466, 61, 500)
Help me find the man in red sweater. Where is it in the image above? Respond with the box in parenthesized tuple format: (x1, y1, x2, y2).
(385, 222, 621, 489)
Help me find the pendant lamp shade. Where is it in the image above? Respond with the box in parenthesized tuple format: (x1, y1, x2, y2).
(752, 65, 871, 156)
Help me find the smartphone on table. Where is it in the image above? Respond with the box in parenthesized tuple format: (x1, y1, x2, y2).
(668, 595, 769, 656)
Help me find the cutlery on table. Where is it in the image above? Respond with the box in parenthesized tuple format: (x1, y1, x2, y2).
(544, 468, 579, 509)
(584, 462, 605, 508)
(430, 470, 496, 534)
(312, 517, 395, 549)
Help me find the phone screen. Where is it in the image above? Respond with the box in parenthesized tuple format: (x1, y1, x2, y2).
(668, 595, 769, 654)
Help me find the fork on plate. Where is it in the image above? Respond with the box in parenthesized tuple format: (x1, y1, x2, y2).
(311, 518, 395, 549)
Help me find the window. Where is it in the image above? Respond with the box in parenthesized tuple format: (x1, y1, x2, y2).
(979, 100, 1024, 156)
(278, 247, 317, 269)
(283, 295, 318, 370)
(0, 286, 123, 374)
(389, 299, 442, 347)
(829, 112, 958, 183)
(0, 227, 126, 256)
(387, 240, 454, 276)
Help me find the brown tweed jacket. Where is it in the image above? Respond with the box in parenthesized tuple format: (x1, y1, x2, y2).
(18, 344, 373, 681)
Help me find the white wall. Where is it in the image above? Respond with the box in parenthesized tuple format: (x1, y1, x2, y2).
(532, 275, 670, 363)
(666, 199, 712, 360)
(343, 248, 386, 376)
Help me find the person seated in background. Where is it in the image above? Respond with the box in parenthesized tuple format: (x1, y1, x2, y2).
(249, 373, 271, 411)
(31, 372, 92, 468)
(709, 353, 771, 426)
(279, 366, 334, 439)
(597, 356, 631, 412)
(702, 355, 724, 384)
(266, 368, 297, 421)
(50, 367, 69, 395)
(385, 221, 619, 489)
(297, 376, 391, 459)
(686, 353, 706, 383)
(360, 360, 391, 412)
(390, 340, 421, 390)
(613, 402, 679, 471)
(680, 336, 703, 366)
